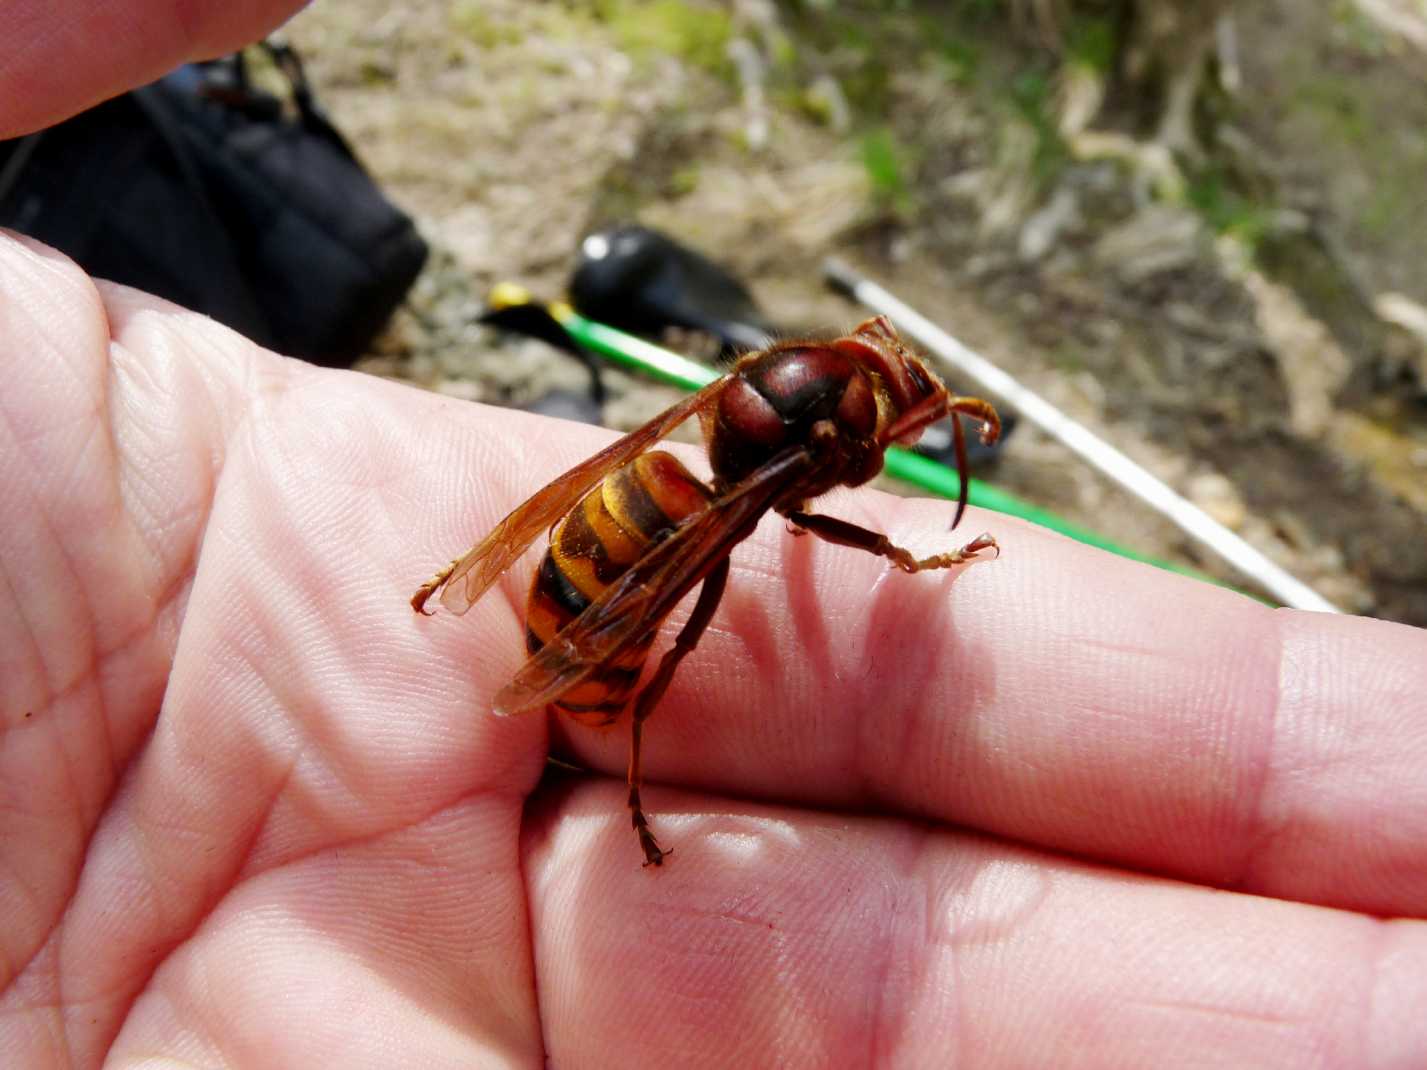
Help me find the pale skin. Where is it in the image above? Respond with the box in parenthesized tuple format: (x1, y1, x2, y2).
(4, 6, 1427, 1066)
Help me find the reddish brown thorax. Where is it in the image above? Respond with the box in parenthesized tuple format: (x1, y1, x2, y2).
(702, 315, 948, 496)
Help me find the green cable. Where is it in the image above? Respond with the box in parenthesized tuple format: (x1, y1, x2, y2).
(537, 302, 1235, 590)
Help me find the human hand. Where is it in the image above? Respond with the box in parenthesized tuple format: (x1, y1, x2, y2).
(3, 235, 1427, 1067)
(6, 1, 1427, 1060)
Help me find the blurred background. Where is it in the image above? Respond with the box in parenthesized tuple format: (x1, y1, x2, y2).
(283, 1, 1425, 623)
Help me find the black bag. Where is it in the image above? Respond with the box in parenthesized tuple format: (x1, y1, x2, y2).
(0, 42, 427, 365)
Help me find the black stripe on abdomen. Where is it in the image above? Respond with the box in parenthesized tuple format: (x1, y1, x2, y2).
(536, 552, 590, 619)
(605, 461, 673, 542)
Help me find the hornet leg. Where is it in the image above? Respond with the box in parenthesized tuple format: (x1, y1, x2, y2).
(785, 511, 997, 573)
(627, 558, 731, 866)
(411, 557, 463, 614)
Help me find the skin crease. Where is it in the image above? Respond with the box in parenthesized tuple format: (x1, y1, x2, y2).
(2, 5, 1427, 1066)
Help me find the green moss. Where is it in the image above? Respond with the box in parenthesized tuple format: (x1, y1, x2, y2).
(597, 0, 734, 77)
(948, 0, 1001, 21)
(766, 32, 800, 75)
(1295, 77, 1370, 147)
(935, 38, 979, 84)
(1287, 64, 1427, 243)
(775, 4, 982, 115)
(860, 126, 916, 216)
(358, 59, 396, 86)
(1008, 68, 1068, 187)
(1065, 13, 1116, 74)
(793, 84, 838, 126)
(1330, 0, 1391, 56)
(1051, 343, 1086, 375)
(668, 165, 701, 196)
(1360, 147, 1427, 241)
(450, 1, 525, 48)
(1185, 166, 1276, 248)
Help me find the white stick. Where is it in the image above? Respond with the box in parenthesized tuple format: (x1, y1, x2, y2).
(825, 259, 1341, 613)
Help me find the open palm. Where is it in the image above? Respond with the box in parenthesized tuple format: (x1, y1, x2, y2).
(4, 234, 1427, 1067)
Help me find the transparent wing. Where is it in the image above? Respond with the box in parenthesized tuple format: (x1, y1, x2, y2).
(413, 379, 727, 616)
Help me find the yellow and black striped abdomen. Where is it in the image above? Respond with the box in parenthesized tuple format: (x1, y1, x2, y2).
(525, 451, 712, 725)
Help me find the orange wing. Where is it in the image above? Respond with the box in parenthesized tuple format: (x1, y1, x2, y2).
(493, 446, 814, 715)
(414, 378, 729, 616)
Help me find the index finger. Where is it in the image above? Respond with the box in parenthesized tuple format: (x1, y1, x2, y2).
(0, 0, 302, 138)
